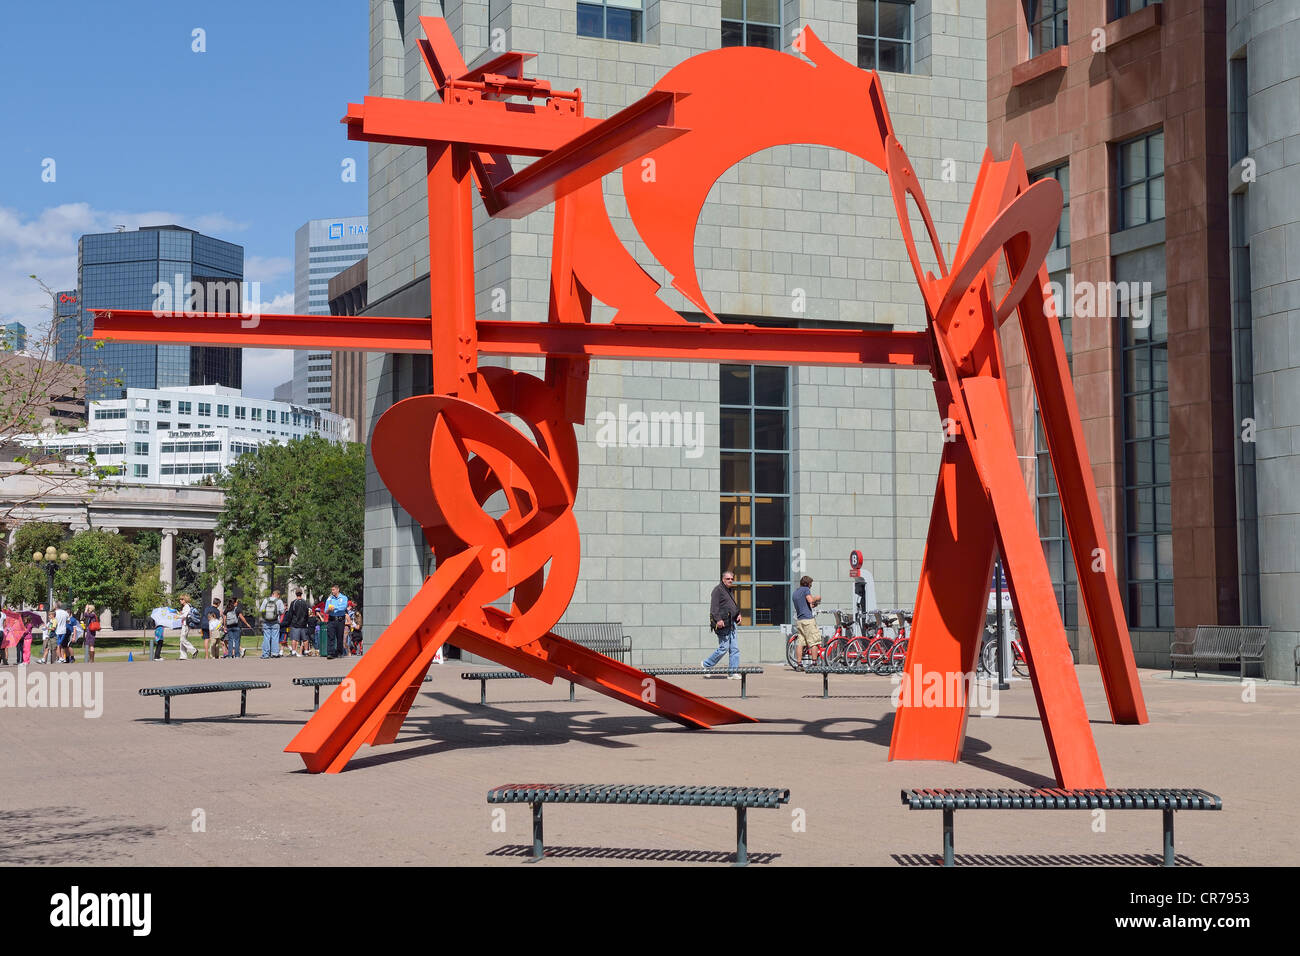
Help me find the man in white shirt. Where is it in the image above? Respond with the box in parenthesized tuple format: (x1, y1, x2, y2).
(53, 603, 73, 664)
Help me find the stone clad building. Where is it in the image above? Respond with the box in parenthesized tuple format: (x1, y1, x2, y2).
(360, 0, 988, 663)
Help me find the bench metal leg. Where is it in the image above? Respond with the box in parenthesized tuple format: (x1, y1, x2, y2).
(569, 681, 575, 702)
(240, 690, 247, 717)
(163, 696, 171, 724)
(942, 809, 955, 867)
(529, 801, 545, 862)
(480, 679, 487, 706)
(823, 672, 829, 699)
(741, 674, 747, 699)
(1162, 809, 1174, 867)
(735, 807, 748, 866)
(314, 686, 321, 710)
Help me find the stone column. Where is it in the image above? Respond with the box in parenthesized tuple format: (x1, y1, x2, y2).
(257, 540, 270, 594)
(211, 536, 224, 606)
(160, 528, 178, 595)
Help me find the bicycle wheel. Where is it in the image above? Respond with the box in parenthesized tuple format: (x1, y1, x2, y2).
(786, 632, 801, 669)
(980, 638, 999, 678)
(1012, 642, 1029, 678)
(825, 637, 847, 666)
(889, 637, 909, 673)
(866, 637, 892, 675)
(843, 637, 868, 669)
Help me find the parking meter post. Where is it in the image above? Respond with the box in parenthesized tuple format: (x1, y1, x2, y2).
(996, 556, 1009, 690)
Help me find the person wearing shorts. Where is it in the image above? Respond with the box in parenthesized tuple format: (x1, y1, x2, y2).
(791, 575, 822, 669)
(53, 603, 74, 663)
(286, 589, 311, 657)
(80, 604, 100, 663)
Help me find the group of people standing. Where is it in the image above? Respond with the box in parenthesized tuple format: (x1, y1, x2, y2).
(166, 586, 362, 661)
(0, 601, 102, 665)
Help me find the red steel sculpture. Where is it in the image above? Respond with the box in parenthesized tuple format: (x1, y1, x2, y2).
(93, 17, 1147, 785)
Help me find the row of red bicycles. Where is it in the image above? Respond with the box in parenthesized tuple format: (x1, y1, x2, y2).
(785, 607, 913, 674)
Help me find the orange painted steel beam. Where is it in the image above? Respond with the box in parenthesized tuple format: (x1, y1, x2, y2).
(475, 321, 933, 368)
(343, 96, 585, 155)
(889, 383, 996, 764)
(493, 91, 688, 218)
(88, 310, 932, 369)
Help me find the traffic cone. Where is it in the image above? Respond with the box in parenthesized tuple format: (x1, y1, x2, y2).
(127, 651, 134, 662)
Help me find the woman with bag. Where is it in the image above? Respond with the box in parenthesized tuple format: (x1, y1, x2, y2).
(80, 604, 100, 663)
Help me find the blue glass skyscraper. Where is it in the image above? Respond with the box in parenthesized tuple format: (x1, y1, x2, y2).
(74, 225, 244, 401)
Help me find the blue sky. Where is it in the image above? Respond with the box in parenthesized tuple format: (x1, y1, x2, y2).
(0, 0, 370, 396)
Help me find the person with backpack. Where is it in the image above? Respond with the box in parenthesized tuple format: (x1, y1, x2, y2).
(222, 597, 252, 658)
(177, 595, 199, 660)
(285, 589, 311, 657)
(258, 589, 286, 659)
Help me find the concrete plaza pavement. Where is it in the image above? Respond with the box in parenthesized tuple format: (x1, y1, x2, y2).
(1, 655, 1296, 866)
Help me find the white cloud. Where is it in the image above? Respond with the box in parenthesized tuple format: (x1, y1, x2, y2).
(243, 348, 296, 399)
(245, 255, 292, 286)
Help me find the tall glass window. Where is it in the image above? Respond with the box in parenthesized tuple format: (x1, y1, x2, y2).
(1117, 130, 1165, 229)
(722, 0, 781, 50)
(720, 365, 791, 626)
(1032, 162, 1071, 252)
(857, 0, 913, 73)
(1034, 305, 1076, 627)
(1122, 293, 1171, 627)
(1025, 0, 1067, 56)
(577, 0, 644, 41)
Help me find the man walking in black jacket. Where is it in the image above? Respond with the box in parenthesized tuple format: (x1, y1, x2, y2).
(703, 571, 744, 678)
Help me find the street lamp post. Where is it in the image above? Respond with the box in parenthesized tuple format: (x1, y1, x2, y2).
(32, 545, 70, 617)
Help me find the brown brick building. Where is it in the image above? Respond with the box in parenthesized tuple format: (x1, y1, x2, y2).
(987, 0, 1244, 664)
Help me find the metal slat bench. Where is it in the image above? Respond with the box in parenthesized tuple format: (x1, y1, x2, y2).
(551, 622, 631, 662)
(802, 663, 874, 698)
(293, 674, 431, 710)
(463, 671, 576, 704)
(487, 783, 790, 865)
(138, 681, 271, 724)
(1170, 626, 1269, 680)
(461, 622, 631, 703)
(642, 666, 764, 699)
(901, 787, 1223, 867)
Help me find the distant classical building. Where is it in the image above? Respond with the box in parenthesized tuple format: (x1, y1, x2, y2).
(292, 217, 368, 411)
(328, 256, 368, 440)
(20, 384, 351, 485)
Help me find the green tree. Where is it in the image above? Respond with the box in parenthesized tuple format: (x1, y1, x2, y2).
(129, 565, 167, 635)
(0, 521, 67, 607)
(55, 529, 138, 615)
(213, 434, 364, 602)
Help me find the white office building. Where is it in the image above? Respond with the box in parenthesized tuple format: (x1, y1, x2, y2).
(24, 385, 352, 486)
(292, 217, 369, 410)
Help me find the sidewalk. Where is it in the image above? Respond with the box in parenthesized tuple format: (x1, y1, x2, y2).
(1, 658, 1296, 866)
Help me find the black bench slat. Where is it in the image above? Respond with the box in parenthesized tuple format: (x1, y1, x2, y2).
(138, 681, 271, 723)
(140, 681, 270, 696)
(901, 787, 1222, 866)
